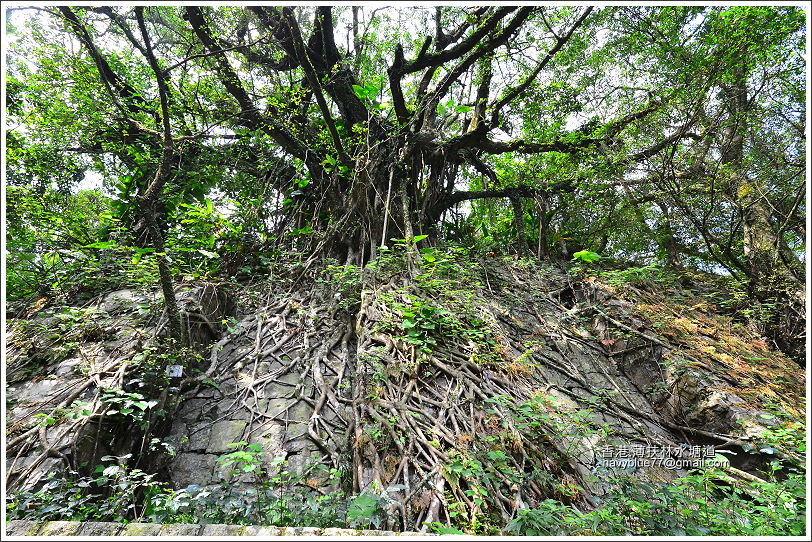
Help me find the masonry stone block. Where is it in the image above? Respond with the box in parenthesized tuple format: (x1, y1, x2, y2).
(199, 523, 247, 535)
(120, 523, 163, 535)
(37, 521, 81, 536)
(242, 525, 283, 536)
(206, 420, 248, 453)
(5, 520, 42, 536)
(169, 452, 216, 488)
(158, 523, 202, 536)
(77, 521, 122, 536)
(322, 527, 356, 536)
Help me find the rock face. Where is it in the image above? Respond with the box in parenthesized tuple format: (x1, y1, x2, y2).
(5, 282, 237, 492)
(158, 289, 353, 496)
(97, 289, 150, 315)
(4, 263, 805, 531)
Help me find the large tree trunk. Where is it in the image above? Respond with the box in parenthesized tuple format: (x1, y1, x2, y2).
(722, 62, 804, 363)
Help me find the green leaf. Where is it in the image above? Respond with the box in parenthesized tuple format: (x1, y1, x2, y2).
(352, 84, 367, 99)
(353, 83, 379, 101)
(454, 105, 473, 113)
(412, 234, 429, 243)
(347, 493, 379, 524)
(84, 241, 118, 249)
(572, 250, 601, 263)
(198, 249, 219, 259)
(431, 525, 466, 535)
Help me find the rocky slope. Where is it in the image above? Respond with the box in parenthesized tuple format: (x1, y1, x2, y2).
(5, 255, 805, 532)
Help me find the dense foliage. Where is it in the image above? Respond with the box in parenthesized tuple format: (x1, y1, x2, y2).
(4, 4, 807, 535)
(5, 4, 805, 358)
(8, 417, 806, 535)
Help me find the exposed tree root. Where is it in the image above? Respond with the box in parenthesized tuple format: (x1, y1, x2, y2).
(5, 261, 804, 532)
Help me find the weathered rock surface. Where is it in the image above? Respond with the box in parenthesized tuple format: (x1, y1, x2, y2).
(5, 263, 804, 531)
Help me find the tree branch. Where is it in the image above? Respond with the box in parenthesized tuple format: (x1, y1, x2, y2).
(162, 37, 270, 75)
(57, 7, 154, 131)
(447, 98, 665, 155)
(388, 44, 409, 125)
(440, 180, 574, 214)
(402, 7, 516, 74)
(429, 8, 534, 107)
(184, 7, 312, 163)
(490, 7, 594, 128)
(282, 9, 349, 164)
(134, 6, 182, 342)
(135, 7, 173, 204)
(434, 7, 485, 51)
(92, 7, 149, 58)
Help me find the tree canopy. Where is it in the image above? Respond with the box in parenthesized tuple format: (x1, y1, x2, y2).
(3, 5, 808, 535)
(4, 5, 806, 359)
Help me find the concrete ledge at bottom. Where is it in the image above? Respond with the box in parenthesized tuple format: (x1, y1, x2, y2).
(120, 522, 163, 536)
(32, 521, 82, 536)
(199, 524, 247, 536)
(242, 525, 284, 536)
(158, 523, 203, 536)
(5, 520, 45, 536)
(4, 520, 435, 536)
(77, 521, 124, 536)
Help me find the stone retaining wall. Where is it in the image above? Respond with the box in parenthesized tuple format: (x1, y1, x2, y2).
(5, 520, 433, 537)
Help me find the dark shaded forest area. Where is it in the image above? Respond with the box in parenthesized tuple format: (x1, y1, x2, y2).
(4, 4, 807, 536)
